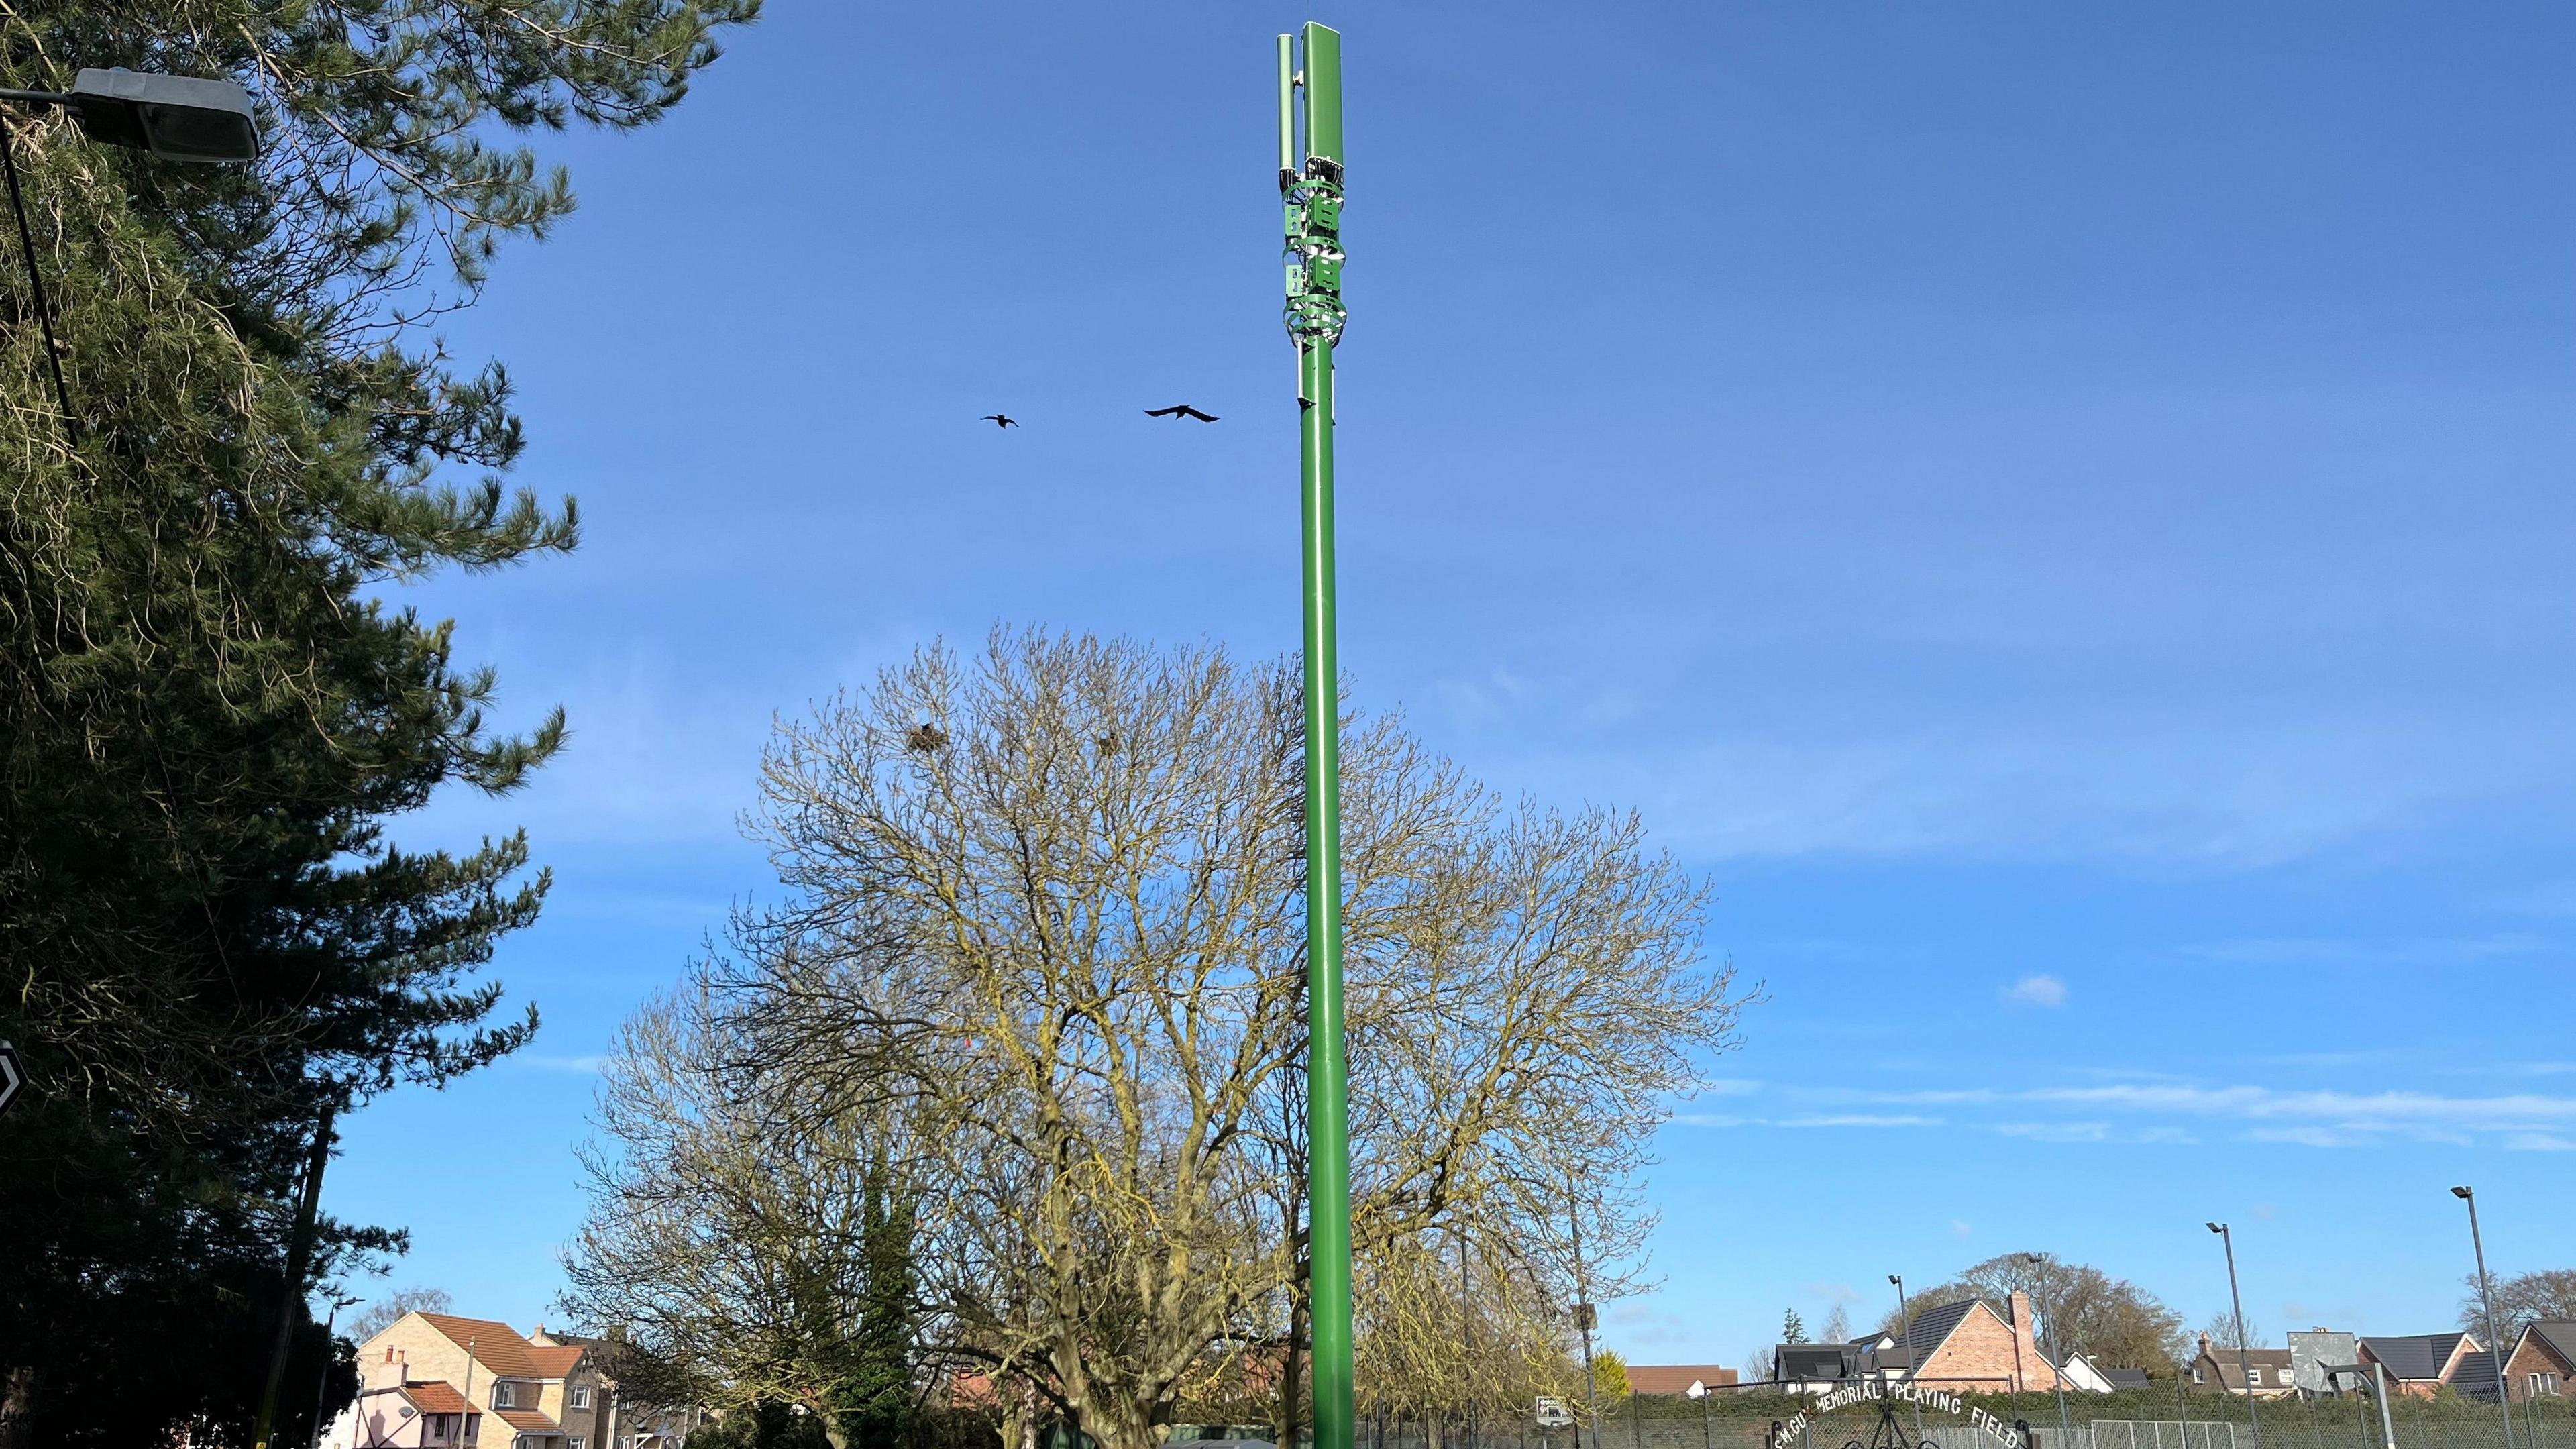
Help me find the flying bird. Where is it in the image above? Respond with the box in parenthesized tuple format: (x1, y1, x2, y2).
(1144, 405, 1219, 423)
(981, 413, 1018, 428)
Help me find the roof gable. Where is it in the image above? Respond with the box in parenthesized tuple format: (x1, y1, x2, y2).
(2360, 1334, 2474, 1381)
(2516, 1324, 2576, 1374)
(1905, 1299, 1984, 1362)
(413, 1313, 569, 1381)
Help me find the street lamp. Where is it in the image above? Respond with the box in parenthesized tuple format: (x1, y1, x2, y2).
(2452, 1187, 2515, 1449)
(2206, 1224, 2262, 1449)
(1889, 1275, 1926, 1443)
(0, 68, 262, 162)
(0, 66, 261, 441)
(2021, 1254, 2074, 1448)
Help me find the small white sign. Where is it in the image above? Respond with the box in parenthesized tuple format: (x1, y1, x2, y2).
(1535, 1398, 1574, 1429)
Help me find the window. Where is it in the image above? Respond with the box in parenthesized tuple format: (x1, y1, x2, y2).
(492, 1382, 515, 1408)
(2192, 1367, 2206, 1384)
(571, 1440, 588, 1449)
(2533, 1373, 2563, 1397)
(572, 1385, 592, 1409)
(2247, 1368, 2263, 1385)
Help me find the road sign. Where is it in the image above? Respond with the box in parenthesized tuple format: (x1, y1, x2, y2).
(0, 1041, 23, 1118)
(1536, 1399, 1574, 1429)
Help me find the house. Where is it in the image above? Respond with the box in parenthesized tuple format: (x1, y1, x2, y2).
(325, 1313, 614, 1449)
(527, 1328, 706, 1447)
(1625, 1366, 1741, 1397)
(2189, 1335, 2296, 1399)
(2356, 1334, 2481, 1399)
(2498, 1322, 2576, 1405)
(1772, 1333, 1898, 1393)
(2451, 1349, 2508, 1403)
(1774, 1293, 2072, 1395)
(2055, 1352, 2149, 1394)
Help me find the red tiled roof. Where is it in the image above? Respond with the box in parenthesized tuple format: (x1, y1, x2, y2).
(403, 1381, 469, 1415)
(413, 1314, 582, 1381)
(496, 1407, 562, 1432)
(1625, 1365, 1741, 1395)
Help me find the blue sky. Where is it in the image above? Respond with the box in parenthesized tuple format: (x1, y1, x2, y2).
(332, 2, 2575, 1362)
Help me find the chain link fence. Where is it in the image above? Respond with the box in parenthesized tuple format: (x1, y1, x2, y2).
(1325, 1395, 2576, 1449)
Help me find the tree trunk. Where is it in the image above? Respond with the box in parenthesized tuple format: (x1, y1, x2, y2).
(0, 1367, 34, 1449)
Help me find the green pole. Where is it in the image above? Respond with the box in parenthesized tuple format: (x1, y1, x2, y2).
(1281, 24, 1350, 1449)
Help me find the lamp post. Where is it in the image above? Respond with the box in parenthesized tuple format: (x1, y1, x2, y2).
(2206, 1224, 2262, 1449)
(0, 66, 260, 441)
(2451, 1187, 2515, 1449)
(1889, 1275, 1926, 1443)
(1278, 28, 1352, 1449)
(2017, 1255, 2072, 1449)
(1689, 1381, 1713, 1449)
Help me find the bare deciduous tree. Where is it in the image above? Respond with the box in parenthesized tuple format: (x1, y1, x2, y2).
(559, 985, 919, 1449)
(348, 1289, 455, 1346)
(678, 630, 1746, 1449)
(2459, 1269, 2576, 1340)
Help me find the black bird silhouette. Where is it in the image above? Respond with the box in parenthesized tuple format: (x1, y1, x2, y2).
(1144, 404, 1219, 423)
(981, 413, 1018, 428)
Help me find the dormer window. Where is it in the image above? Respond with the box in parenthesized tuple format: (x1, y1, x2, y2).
(492, 1381, 516, 1409)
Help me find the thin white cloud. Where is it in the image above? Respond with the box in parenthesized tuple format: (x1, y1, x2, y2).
(1950, 1220, 1974, 1237)
(1997, 1121, 2108, 1143)
(2184, 934, 2545, 966)
(515, 1053, 606, 1074)
(1779, 1113, 1945, 1128)
(2004, 974, 2068, 1007)
(2505, 1132, 2576, 1152)
(1672, 1113, 1750, 1128)
(1783, 1079, 2576, 1150)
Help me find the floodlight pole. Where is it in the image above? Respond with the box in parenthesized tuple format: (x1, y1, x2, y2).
(1281, 25, 1352, 1449)
(2206, 1223, 2262, 1449)
(2452, 1187, 2514, 1449)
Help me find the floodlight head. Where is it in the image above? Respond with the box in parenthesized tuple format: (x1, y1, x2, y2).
(1888, 1274, 1902, 1286)
(2206, 1222, 2224, 1234)
(2451, 1185, 2473, 1200)
(1687, 1381, 1707, 1399)
(67, 68, 259, 162)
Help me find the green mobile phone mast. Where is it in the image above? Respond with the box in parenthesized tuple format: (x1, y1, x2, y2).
(1279, 23, 1352, 1449)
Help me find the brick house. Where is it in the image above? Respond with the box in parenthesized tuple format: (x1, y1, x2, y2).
(1776, 1293, 2071, 1395)
(325, 1313, 615, 1449)
(2498, 1323, 2576, 1404)
(2356, 1334, 2480, 1400)
(528, 1327, 707, 1447)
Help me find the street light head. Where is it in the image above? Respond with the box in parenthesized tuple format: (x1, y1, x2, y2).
(2206, 1222, 2225, 1234)
(67, 68, 260, 163)
(1889, 1274, 1902, 1286)
(2451, 1185, 2473, 1200)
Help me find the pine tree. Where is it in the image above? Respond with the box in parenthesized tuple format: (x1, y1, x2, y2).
(1783, 1309, 1809, 1345)
(0, 3, 753, 1442)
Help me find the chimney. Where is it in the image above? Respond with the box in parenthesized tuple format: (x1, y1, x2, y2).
(2008, 1291, 2047, 1387)
(2200, 1333, 2213, 1355)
